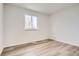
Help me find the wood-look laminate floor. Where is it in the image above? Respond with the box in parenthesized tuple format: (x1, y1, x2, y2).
(2, 39, 79, 56)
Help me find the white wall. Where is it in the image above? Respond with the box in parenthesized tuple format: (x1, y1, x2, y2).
(4, 4, 50, 47)
(4, 4, 79, 47)
(0, 3, 3, 54)
(50, 5, 79, 46)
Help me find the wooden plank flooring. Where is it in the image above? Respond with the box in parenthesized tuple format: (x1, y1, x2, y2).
(1, 39, 79, 56)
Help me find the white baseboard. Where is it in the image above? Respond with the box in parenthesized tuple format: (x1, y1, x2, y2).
(49, 36, 79, 47)
(49, 36, 56, 39)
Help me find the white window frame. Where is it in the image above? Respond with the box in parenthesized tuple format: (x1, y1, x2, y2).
(24, 15, 38, 31)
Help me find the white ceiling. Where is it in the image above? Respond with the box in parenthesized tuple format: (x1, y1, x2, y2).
(11, 3, 79, 15)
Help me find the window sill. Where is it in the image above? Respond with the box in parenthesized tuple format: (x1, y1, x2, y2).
(24, 29, 38, 31)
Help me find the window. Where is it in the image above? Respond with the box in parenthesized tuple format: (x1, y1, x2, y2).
(25, 15, 38, 30)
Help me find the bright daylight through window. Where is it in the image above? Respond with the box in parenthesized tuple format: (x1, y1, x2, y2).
(25, 15, 38, 30)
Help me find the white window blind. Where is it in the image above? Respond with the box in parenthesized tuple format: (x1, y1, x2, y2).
(25, 15, 38, 30)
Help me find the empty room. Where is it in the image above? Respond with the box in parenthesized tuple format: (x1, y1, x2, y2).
(0, 3, 79, 56)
